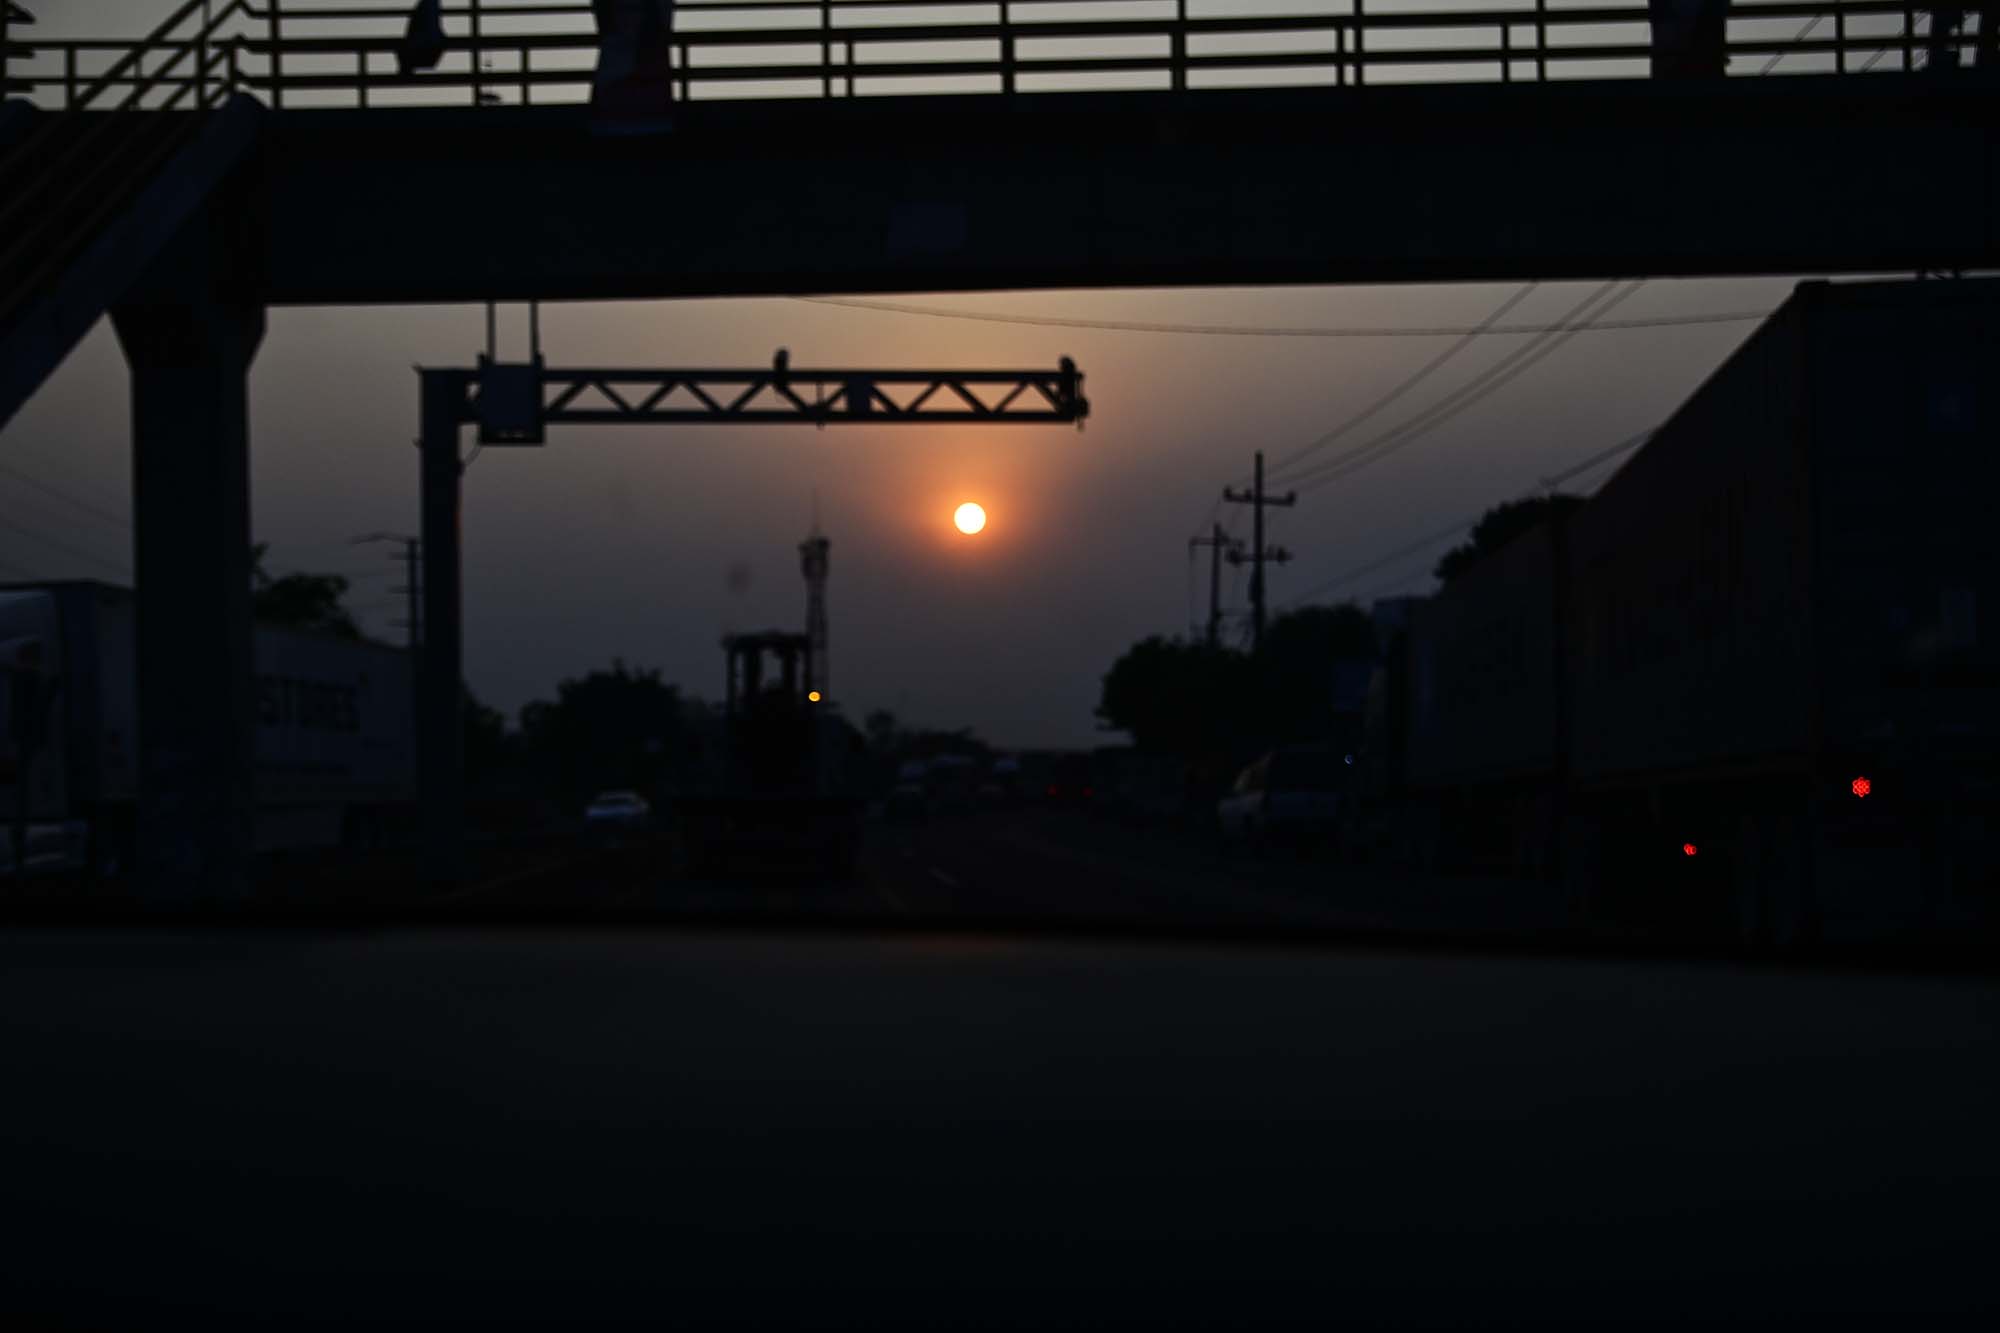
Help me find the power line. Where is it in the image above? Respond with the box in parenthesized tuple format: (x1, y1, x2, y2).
(1277, 427, 1653, 611)
(0, 512, 129, 578)
(1536, 427, 1657, 491)
(1279, 514, 1479, 610)
(1281, 279, 1630, 489)
(1241, 6, 1822, 621)
(1271, 280, 1622, 492)
(0, 460, 128, 528)
(792, 295, 1771, 339)
(1264, 7, 1816, 505)
(1260, 282, 1539, 482)
(1283, 280, 1642, 495)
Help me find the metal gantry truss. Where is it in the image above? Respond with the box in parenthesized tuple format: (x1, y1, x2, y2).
(414, 346, 1087, 885)
(457, 350, 1087, 441)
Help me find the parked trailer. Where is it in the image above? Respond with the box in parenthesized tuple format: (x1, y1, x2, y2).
(1402, 522, 1561, 879)
(1564, 277, 1998, 944)
(1360, 278, 2000, 946)
(0, 581, 414, 878)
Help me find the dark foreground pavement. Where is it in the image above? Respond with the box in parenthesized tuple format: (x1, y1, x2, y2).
(3, 923, 1994, 1326)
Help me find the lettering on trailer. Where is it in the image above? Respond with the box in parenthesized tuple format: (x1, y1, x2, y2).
(256, 675, 361, 734)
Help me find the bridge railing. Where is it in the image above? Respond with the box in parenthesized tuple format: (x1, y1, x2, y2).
(0, 0, 246, 340)
(0, 1, 1969, 111)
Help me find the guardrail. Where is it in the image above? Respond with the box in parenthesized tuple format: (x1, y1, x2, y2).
(0, 1, 1974, 112)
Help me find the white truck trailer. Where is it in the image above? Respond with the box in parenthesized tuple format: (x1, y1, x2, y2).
(0, 580, 414, 878)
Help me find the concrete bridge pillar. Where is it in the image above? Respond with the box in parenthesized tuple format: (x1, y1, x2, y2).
(111, 218, 263, 905)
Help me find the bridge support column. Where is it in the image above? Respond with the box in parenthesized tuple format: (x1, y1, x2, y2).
(112, 270, 264, 905)
(418, 371, 467, 889)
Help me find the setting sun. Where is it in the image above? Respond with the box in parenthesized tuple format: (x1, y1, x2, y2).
(954, 502, 987, 535)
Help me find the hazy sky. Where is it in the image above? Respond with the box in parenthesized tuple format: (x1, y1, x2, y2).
(0, 2, 1864, 746)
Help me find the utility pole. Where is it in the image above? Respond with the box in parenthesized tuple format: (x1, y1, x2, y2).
(1222, 450, 1295, 652)
(1189, 522, 1240, 648)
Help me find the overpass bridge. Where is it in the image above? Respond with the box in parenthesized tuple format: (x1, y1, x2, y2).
(1, 0, 1995, 895)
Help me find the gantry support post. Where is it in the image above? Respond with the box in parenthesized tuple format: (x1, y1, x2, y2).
(418, 369, 468, 889)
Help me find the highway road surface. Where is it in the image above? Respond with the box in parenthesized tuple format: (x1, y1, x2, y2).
(4, 909, 1995, 1325)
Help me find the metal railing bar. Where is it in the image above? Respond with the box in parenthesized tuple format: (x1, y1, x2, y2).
(0, 2, 1952, 122)
(0, 102, 231, 331)
(0, 6, 245, 261)
(215, 10, 1910, 52)
(215, 29, 1913, 85)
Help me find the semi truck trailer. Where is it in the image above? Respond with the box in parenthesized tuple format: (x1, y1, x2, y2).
(1360, 277, 1999, 946)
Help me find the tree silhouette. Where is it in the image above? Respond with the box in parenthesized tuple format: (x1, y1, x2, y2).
(518, 659, 692, 803)
(1097, 601, 1377, 771)
(1253, 603, 1376, 747)
(1097, 636, 1252, 758)
(250, 543, 362, 640)
(1433, 495, 1582, 585)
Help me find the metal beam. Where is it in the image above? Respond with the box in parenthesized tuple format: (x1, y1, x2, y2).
(450, 357, 1089, 432)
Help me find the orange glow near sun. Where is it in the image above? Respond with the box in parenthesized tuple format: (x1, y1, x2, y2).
(954, 502, 987, 535)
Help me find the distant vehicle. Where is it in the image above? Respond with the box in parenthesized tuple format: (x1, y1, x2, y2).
(583, 791, 651, 828)
(979, 755, 1022, 806)
(886, 760, 930, 821)
(0, 580, 414, 880)
(924, 754, 979, 817)
(1091, 746, 1193, 825)
(1217, 746, 1347, 851)
(1041, 752, 1093, 806)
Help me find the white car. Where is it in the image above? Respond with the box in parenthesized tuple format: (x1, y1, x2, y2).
(584, 791, 652, 828)
(1217, 747, 1346, 849)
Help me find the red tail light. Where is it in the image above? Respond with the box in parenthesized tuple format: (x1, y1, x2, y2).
(1851, 776, 1872, 798)
(1682, 842, 1697, 857)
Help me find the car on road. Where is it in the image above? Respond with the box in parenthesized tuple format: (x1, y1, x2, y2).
(1217, 746, 1348, 852)
(885, 761, 931, 821)
(979, 755, 1023, 807)
(1041, 753, 1093, 807)
(924, 755, 980, 817)
(583, 791, 652, 829)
